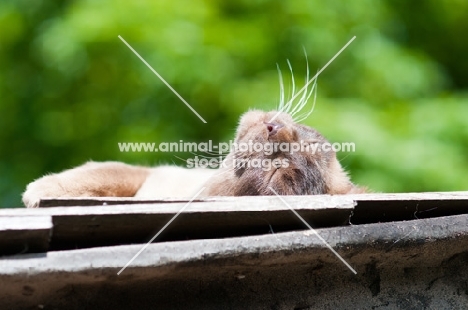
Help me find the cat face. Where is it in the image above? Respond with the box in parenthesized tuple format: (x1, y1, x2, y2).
(228, 110, 335, 195)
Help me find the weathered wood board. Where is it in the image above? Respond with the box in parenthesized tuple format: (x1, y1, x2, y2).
(0, 216, 52, 255)
(0, 195, 355, 251)
(2, 192, 468, 252)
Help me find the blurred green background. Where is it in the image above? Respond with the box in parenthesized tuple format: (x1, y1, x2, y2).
(1, 0, 467, 208)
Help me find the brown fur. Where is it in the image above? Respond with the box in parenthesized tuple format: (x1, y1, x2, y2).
(22, 110, 365, 208)
(23, 162, 151, 208)
(203, 110, 365, 196)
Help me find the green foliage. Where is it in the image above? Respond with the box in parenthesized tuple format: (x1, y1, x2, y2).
(0, 0, 467, 207)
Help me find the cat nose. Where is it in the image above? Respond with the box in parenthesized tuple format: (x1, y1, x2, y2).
(264, 122, 283, 136)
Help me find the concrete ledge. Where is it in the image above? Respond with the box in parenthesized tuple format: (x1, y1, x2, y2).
(2, 192, 468, 309)
(2, 213, 468, 309)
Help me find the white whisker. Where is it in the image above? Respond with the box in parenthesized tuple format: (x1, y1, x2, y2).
(190, 152, 226, 160)
(194, 148, 230, 156)
(283, 59, 295, 114)
(276, 63, 285, 111)
(173, 155, 189, 163)
(293, 73, 317, 122)
(290, 49, 311, 117)
(294, 78, 318, 123)
(199, 151, 229, 156)
(269, 36, 356, 123)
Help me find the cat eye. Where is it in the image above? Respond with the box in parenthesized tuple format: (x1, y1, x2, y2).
(304, 139, 320, 144)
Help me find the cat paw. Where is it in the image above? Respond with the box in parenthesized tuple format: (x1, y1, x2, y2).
(22, 175, 68, 208)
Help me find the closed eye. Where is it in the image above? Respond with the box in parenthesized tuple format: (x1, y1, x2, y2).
(303, 139, 321, 144)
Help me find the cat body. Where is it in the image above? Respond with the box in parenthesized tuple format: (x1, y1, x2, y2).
(22, 110, 365, 208)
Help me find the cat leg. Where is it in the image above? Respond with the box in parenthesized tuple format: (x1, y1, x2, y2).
(22, 161, 151, 208)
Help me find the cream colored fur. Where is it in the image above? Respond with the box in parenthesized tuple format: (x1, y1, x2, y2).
(22, 161, 215, 208)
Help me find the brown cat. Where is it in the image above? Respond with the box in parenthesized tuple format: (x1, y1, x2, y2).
(22, 108, 365, 208)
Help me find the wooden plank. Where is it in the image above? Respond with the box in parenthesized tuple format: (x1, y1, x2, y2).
(347, 191, 468, 201)
(37, 197, 204, 207)
(347, 191, 468, 224)
(0, 216, 52, 255)
(37, 191, 468, 208)
(4, 196, 355, 215)
(35, 191, 468, 226)
(0, 196, 355, 250)
(3, 192, 468, 252)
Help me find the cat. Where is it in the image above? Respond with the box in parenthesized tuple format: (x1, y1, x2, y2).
(22, 67, 366, 208)
(22, 109, 365, 208)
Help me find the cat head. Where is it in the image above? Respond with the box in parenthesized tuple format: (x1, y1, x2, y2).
(222, 109, 360, 196)
(204, 60, 365, 196)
